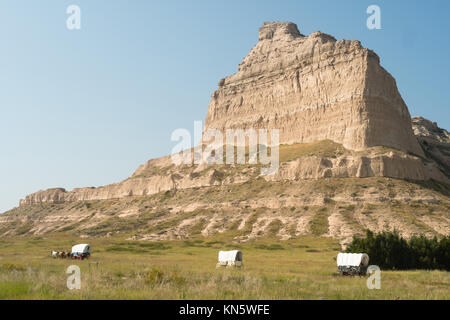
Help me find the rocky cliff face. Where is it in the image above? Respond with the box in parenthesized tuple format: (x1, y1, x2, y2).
(204, 22, 424, 156)
(4, 177, 450, 245)
(266, 151, 447, 182)
(3, 22, 450, 244)
(18, 141, 449, 207)
(13, 22, 450, 209)
(412, 116, 450, 178)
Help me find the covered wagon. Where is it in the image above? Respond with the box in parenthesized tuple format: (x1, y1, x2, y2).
(216, 250, 243, 268)
(337, 253, 369, 276)
(71, 244, 92, 260)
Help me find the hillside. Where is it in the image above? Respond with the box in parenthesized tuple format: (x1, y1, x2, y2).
(1, 22, 449, 246)
(2, 141, 449, 246)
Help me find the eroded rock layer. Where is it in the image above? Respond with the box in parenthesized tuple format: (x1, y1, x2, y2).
(412, 116, 450, 178)
(204, 22, 424, 156)
(19, 142, 449, 207)
(13, 22, 450, 209)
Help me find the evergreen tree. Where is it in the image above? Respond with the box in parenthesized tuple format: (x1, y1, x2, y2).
(346, 230, 449, 270)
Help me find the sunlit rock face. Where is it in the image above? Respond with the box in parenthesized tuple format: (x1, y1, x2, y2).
(17, 22, 450, 208)
(204, 22, 424, 157)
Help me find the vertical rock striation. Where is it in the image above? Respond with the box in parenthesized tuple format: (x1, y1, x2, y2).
(204, 22, 424, 156)
(14, 22, 449, 208)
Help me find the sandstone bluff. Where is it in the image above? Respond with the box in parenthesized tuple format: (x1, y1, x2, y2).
(205, 22, 423, 156)
(2, 22, 449, 244)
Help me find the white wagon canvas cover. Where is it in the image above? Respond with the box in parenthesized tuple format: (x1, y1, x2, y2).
(218, 250, 242, 263)
(337, 253, 369, 267)
(71, 244, 92, 254)
(217, 250, 243, 267)
(337, 253, 369, 276)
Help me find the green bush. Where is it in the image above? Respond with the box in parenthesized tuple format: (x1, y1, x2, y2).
(347, 230, 450, 270)
(254, 243, 285, 250)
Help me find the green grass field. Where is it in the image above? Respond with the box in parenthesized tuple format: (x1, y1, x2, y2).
(0, 235, 448, 300)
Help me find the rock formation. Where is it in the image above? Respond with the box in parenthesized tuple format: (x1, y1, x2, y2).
(412, 116, 450, 178)
(13, 22, 450, 209)
(3, 22, 450, 245)
(205, 22, 424, 156)
(266, 151, 447, 183)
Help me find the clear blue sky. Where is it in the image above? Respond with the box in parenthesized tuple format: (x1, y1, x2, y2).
(1, 0, 449, 213)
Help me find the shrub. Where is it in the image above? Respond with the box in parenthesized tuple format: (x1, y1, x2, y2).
(254, 244, 284, 250)
(267, 219, 282, 235)
(347, 230, 450, 270)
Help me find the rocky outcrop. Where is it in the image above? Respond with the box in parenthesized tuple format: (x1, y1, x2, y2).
(19, 146, 449, 207)
(412, 116, 450, 178)
(266, 151, 448, 182)
(15, 22, 450, 208)
(5, 177, 450, 244)
(204, 22, 424, 156)
(412, 117, 450, 143)
(19, 188, 68, 206)
(19, 157, 256, 206)
(4, 23, 450, 246)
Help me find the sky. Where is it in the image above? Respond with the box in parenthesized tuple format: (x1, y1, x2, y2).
(0, 0, 449, 213)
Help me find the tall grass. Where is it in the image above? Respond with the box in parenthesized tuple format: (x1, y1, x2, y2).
(0, 236, 448, 299)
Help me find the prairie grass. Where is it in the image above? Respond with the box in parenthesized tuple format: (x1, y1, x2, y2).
(279, 139, 348, 162)
(0, 235, 448, 300)
(309, 208, 330, 236)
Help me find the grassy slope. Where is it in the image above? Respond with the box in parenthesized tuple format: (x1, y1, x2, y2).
(2, 140, 448, 242)
(1, 140, 449, 299)
(2, 177, 449, 241)
(0, 236, 448, 300)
